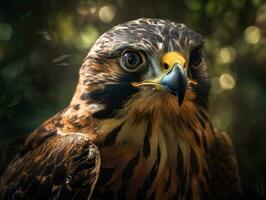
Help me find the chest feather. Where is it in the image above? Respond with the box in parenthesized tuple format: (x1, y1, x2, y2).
(93, 116, 213, 199)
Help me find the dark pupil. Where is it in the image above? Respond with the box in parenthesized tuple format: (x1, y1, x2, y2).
(191, 50, 202, 65)
(193, 52, 199, 60)
(127, 53, 138, 65)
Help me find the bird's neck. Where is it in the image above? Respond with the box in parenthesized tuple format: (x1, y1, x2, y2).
(86, 99, 215, 198)
(58, 89, 214, 145)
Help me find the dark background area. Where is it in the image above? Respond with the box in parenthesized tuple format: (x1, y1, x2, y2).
(0, 0, 265, 199)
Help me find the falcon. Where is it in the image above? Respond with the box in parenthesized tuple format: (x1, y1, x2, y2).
(0, 18, 241, 200)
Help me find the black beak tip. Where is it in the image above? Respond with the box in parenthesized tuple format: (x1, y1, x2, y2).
(171, 90, 185, 106)
(177, 91, 185, 106)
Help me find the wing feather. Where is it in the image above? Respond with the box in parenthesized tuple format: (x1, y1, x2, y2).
(0, 132, 100, 200)
(208, 130, 242, 200)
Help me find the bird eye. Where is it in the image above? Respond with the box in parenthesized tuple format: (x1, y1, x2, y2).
(190, 47, 203, 67)
(120, 50, 144, 72)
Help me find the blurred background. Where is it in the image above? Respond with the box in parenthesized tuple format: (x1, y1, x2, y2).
(0, 0, 265, 199)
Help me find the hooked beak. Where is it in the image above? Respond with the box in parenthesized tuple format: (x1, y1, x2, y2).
(161, 63, 187, 105)
(132, 51, 188, 106)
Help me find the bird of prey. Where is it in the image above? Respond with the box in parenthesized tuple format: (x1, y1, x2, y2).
(0, 18, 241, 200)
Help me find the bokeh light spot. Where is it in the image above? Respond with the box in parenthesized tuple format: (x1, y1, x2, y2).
(216, 47, 237, 64)
(77, 4, 96, 16)
(98, 6, 116, 23)
(77, 25, 99, 49)
(56, 15, 76, 44)
(244, 26, 261, 44)
(219, 73, 236, 90)
(0, 23, 13, 41)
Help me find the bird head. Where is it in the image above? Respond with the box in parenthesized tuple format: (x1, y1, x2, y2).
(72, 18, 210, 121)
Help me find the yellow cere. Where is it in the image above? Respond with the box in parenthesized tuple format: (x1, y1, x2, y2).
(161, 51, 186, 70)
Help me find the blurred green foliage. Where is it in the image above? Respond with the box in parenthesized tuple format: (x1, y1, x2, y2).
(0, 0, 266, 199)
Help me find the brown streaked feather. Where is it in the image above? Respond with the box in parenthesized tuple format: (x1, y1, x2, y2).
(90, 97, 216, 199)
(0, 132, 100, 200)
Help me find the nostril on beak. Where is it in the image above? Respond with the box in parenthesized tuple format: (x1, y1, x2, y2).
(163, 63, 169, 70)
